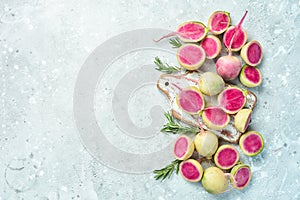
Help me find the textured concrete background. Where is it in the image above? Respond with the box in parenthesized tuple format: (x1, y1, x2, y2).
(1, 0, 300, 199)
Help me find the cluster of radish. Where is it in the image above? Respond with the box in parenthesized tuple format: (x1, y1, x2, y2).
(154, 11, 265, 194)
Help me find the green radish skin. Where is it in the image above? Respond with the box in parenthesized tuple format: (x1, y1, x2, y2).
(200, 35, 222, 59)
(179, 159, 203, 182)
(234, 109, 252, 133)
(240, 40, 263, 66)
(176, 86, 205, 114)
(201, 167, 228, 194)
(193, 130, 218, 159)
(198, 72, 225, 96)
(202, 107, 230, 130)
(173, 135, 194, 160)
(214, 145, 239, 170)
(207, 11, 231, 35)
(240, 65, 262, 88)
(176, 44, 206, 71)
(231, 164, 252, 190)
(239, 131, 264, 156)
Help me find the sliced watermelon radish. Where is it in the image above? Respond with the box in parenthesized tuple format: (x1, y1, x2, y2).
(231, 164, 252, 190)
(179, 159, 203, 182)
(218, 87, 247, 114)
(223, 11, 248, 52)
(200, 35, 222, 59)
(177, 21, 208, 42)
(202, 107, 230, 130)
(177, 44, 206, 70)
(240, 65, 262, 88)
(241, 40, 263, 66)
(173, 135, 194, 160)
(214, 145, 239, 170)
(202, 167, 228, 194)
(154, 21, 208, 43)
(239, 131, 264, 156)
(198, 72, 225, 96)
(234, 109, 252, 133)
(194, 130, 218, 159)
(177, 87, 205, 114)
(207, 11, 231, 35)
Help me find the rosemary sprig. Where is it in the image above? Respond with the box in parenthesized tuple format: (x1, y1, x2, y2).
(153, 159, 181, 181)
(161, 112, 200, 135)
(169, 38, 182, 48)
(154, 57, 181, 74)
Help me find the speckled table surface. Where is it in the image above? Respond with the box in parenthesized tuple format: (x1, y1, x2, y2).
(1, 0, 300, 199)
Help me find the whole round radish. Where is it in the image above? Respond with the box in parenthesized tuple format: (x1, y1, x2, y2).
(193, 130, 218, 159)
(201, 167, 228, 194)
(198, 72, 225, 96)
(216, 11, 249, 80)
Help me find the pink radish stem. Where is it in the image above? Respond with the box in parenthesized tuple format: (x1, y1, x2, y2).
(237, 10, 248, 29)
(228, 10, 248, 56)
(154, 32, 177, 42)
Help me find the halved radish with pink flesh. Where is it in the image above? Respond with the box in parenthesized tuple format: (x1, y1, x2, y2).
(234, 109, 252, 133)
(214, 145, 239, 170)
(208, 11, 231, 35)
(177, 87, 205, 114)
(177, 22, 208, 42)
(240, 65, 262, 88)
(202, 107, 230, 130)
(231, 164, 252, 190)
(173, 135, 194, 160)
(223, 11, 248, 52)
(241, 40, 263, 66)
(155, 21, 208, 43)
(239, 131, 264, 156)
(218, 87, 247, 114)
(177, 44, 206, 70)
(200, 35, 222, 59)
(179, 159, 203, 182)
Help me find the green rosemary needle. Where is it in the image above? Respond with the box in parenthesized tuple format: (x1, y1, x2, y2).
(154, 57, 181, 74)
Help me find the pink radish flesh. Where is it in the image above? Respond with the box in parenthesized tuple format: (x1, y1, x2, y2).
(217, 148, 238, 167)
(210, 13, 230, 32)
(219, 88, 245, 113)
(178, 45, 205, 65)
(174, 137, 188, 158)
(243, 134, 263, 154)
(235, 167, 250, 188)
(247, 43, 262, 64)
(201, 37, 218, 58)
(181, 162, 200, 180)
(244, 66, 260, 84)
(223, 27, 246, 49)
(178, 90, 203, 113)
(178, 23, 206, 41)
(204, 107, 229, 126)
(223, 11, 248, 50)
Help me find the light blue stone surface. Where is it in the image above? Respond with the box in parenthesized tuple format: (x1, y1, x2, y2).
(0, 0, 300, 199)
